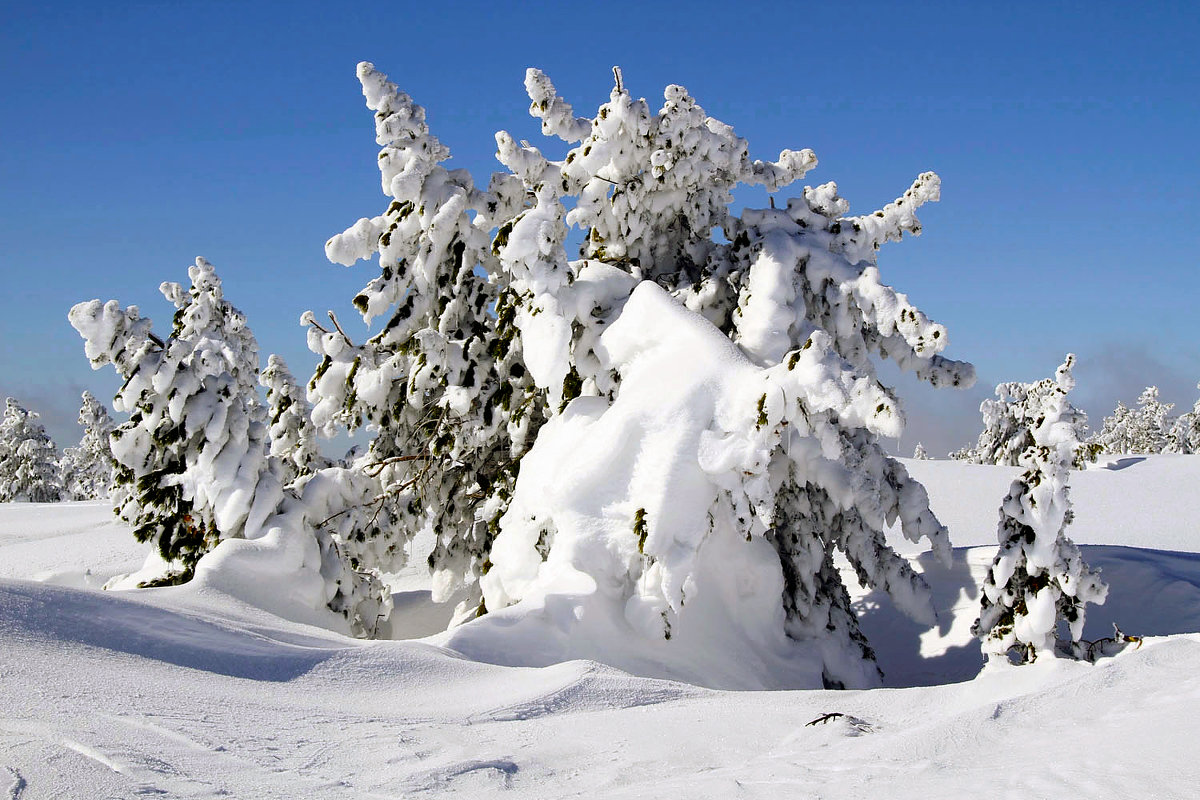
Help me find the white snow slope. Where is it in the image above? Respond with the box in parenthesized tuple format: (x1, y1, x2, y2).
(2, 456, 1200, 798)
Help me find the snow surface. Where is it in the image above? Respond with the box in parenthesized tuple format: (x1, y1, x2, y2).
(3, 457, 1200, 797)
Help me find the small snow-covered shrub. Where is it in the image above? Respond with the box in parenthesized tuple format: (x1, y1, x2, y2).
(327, 63, 976, 686)
(973, 355, 1107, 663)
(0, 397, 64, 503)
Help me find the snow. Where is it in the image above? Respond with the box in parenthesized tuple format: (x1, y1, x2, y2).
(2, 457, 1200, 796)
(899, 454, 1200, 553)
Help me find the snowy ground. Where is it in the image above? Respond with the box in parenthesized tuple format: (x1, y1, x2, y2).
(2, 457, 1199, 798)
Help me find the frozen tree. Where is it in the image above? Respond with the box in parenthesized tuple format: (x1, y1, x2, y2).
(1165, 383, 1199, 454)
(912, 443, 930, 460)
(973, 355, 1107, 663)
(948, 444, 977, 462)
(964, 371, 1096, 469)
(260, 354, 328, 485)
(0, 398, 64, 503)
(313, 62, 548, 617)
(1092, 386, 1173, 454)
(322, 63, 979, 687)
(70, 258, 388, 634)
(59, 391, 118, 500)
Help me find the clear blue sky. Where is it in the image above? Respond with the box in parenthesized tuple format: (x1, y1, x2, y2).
(2, 0, 1198, 455)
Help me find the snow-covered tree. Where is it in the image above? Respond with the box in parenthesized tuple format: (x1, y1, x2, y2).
(70, 258, 388, 634)
(260, 354, 328, 485)
(59, 391, 117, 500)
(1092, 386, 1173, 454)
(912, 443, 930, 460)
(965, 371, 1095, 469)
(313, 62, 553, 617)
(948, 444, 977, 462)
(69, 259, 270, 575)
(0, 398, 64, 503)
(327, 63, 975, 686)
(973, 355, 1107, 663)
(1165, 383, 1199, 454)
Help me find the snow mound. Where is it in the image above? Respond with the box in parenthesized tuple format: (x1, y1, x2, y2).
(441, 282, 830, 689)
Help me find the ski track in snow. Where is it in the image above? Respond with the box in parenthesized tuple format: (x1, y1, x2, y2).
(2, 459, 1200, 798)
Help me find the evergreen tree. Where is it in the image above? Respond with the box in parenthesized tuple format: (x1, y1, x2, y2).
(948, 445, 977, 462)
(973, 355, 1107, 663)
(912, 443, 930, 460)
(312, 62, 540, 617)
(1165, 383, 1199, 454)
(0, 398, 64, 503)
(260, 354, 328, 485)
(489, 66, 975, 686)
(1092, 386, 1173, 454)
(70, 258, 388, 634)
(70, 259, 270, 574)
(327, 64, 977, 684)
(60, 391, 118, 500)
(965, 371, 1095, 468)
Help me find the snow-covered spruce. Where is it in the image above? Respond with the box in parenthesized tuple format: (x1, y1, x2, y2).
(1091, 386, 1175, 455)
(314, 62, 543, 618)
(963, 369, 1097, 468)
(1166, 383, 1200, 454)
(972, 355, 1108, 663)
(69, 259, 389, 636)
(0, 398, 64, 503)
(320, 65, 977, 688)
(59, 391, 118, 501)
(912, 443, 930, 460)
(260, 354, 328, 485)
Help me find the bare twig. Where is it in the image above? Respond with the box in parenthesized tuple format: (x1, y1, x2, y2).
(327, 311, 354, 345)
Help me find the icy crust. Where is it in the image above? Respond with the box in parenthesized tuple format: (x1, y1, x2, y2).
(442, 283, 950, 689)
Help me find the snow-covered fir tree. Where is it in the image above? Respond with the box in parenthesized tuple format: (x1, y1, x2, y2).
(313, 62, 545, 617)
(59, 391, 118, 500)
(327, 63, 976, 685)
(1092, 386, 1173, 454)
(948, 445, 977, 462)
(0, 398, 64, 503)
(260, 354, 328, 485)
(70, 259, 268, 575)
(973, 355, 1107, 663)
(965, 371, 1096, 469)
(70, 258, 388, 634)
(1165, 383, 1199, 454)
(912, 442, 930, 460)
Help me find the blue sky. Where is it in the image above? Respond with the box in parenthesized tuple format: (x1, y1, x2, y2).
(2, 1, 1198, 455)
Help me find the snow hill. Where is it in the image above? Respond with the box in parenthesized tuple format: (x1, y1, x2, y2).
(2, 456, 1199, 798)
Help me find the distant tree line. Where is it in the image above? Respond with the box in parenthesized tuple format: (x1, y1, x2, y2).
(950, 380, 1200, 464)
